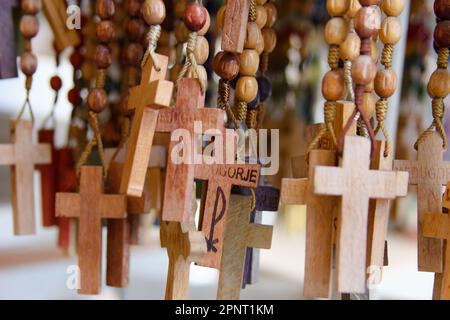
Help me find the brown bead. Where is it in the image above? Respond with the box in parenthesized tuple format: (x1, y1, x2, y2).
(184, 3, 207, 32)
(198, 10, 210, 36)
(255, 5, 268, 29)
(213, 51, 240, 81)
(434, 0, 450, 20)
(97, 20, 115, 43)
(346, 0, 362, 18)
(359, 0, 381, 5)
(379, 17, 401, 45)
(262, 27, 277, 53)
(194, 36, 209, 65)
(264, 2, 277, 28)
(256, 37, 265, 55)
(341, 32, 361, 61)
(94, 45, 113, 69)
(124, 43, 144, 67)
(142, 0, 166, 25)
(381, 0, 404, 17)
(126, 18, 146, 42)
(428, 69, 450, 98)
(245, 22, 263, 50)
(88, 89, 108, 113)
(434, 21, 450, 49)
(96, 0, 115, 19)
(21, 0, 42, 15)
(322, 70, 345, 101)
(239, 50, 260, 76)
(365, 79, 375, 92)
(352, 55, 377, 85)
(20, 15, 39, 39)
(374, 69, 397, 98)
(361, 92, 376, 119)
(354, 6, 381, 39)
(236, 76, 258, 103)
(50, 76, 63, 91)
(20, 52, 37, 76)
(124, 0, 142, 17)
(326, 0, 350, 17)
(217, 6, 226, 29)
(175, 23, 189, 43)
(324, 17, 349, 45)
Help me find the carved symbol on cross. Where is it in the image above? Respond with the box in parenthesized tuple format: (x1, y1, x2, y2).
(0, 0, 19, 79)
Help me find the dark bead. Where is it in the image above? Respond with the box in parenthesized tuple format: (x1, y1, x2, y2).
(96, 0, 115, 19)
(248, 91, 260, 109)
(124, 43, 144, 67)
(97, 20, 116, 43)
(126, 18, 146, 41)
(21, 0, 42, 15)
(434, 21, 450, 49)
(70, 51, 84, 69)
(50, 76, 62, 91)
(184, 3, 207, 32)
(94, 44, 113, 69)
(68, 88, 82, 107)
(124, 0, 142, 17)
(434, 0, 450, 20)
(257, 76, 272, 102)
(88, 88, 108, 113)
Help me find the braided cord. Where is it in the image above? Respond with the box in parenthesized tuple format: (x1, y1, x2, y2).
(141, 25, 162, 71)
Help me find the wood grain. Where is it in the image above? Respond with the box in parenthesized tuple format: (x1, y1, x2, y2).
(222, 0, 250, 53)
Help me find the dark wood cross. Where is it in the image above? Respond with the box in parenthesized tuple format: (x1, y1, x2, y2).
(222, 0, 249, 54)
(56, 166, 126, 295)
(394, 132, 450, 273)
(0, 121, 51, 235)
(0, 0, 18, 79)
(314, 135, 408, 294)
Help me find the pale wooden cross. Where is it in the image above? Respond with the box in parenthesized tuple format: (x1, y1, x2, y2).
(423, 185, 450, 300)
(0, 0, 18, 79)
(217, 194, 273, 300)
(222, 0, 250, 54)
(0, 121, 51, 235)
(56, 166, 126, 295)
(160, 78, 225, 224)
(394, 132, 450, 272)
(195, 163, 260, 269)
(314, 135, 408, 294)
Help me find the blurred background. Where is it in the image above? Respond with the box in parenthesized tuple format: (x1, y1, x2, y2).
(0, 0, 446, 299)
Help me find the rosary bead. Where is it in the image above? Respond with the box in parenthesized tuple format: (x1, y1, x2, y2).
(255, 5, 268, 29)
(341, 32, 361, 61)
(374, 69, 397, 98)
(352, 55, 377, 85)
(213, 51, 240, 81)
(94, 44, 113, 69)
(379, 17, 402, 45)
(198, 10, 210, 36)
(326, 0, 350, 17)
(264, 2, 277, 28)
(184, 3, 207, 32)
(428, 69, 450, 98)
(354, 6, 381, 38)
(322, 70, 345, 101)
(126, 18, 146, 42)
(20, 52, 38, 76)
(434, 0, 450, 20)
(88, 88, 108, 113)
(257, 75, 272, 102)
(20, 15, 39, 39)
(361, 92, 376, 119)
(262, 27, 277, 53)
(236, 76, 259, 103)
(70, 51, 84, 69)
(124, 43, 144, 67)
(381, 0, 404, 17)
(124, 0, 142, 17)
(97, 20, 116, 43)
(96, 0, 115, 20)
(245, 22, 263, 49)
(434, 21, 450, 49)
(21, 0, 42, 15)
(68, 88, 82, 107)
(194, 36, 209, 65)
(50, 76, 63, 91)
(239, 50, 260, 76)
(346, 0, 362, 18)
(142, 0, 166, 25)
(324, 17, 349, 45)
(256, 36, 265, 55)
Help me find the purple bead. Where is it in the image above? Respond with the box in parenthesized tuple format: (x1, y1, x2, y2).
(248, 91, 260, 109)
(257, 76, 272, 103)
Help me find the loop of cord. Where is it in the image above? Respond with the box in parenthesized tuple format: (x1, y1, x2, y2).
(176, 32, 206, 93)
(374, 98, 392, 157)
(219, 79, 238, 128)
(306, 101, 338, 156)
(414, 97, 447, 150)
(16, 80, 35, 125)
(233, 101, 248, 123)
(42, 90, 59, 130)
(141, 25, 162, 71)
(246, 108, 258, 129)
(109, 116, 130, 167)
(381, 44, 393, 69)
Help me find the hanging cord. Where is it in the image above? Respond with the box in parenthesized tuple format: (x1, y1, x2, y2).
(218, 79, 238, 128)
(249, 0, 257, 22)
(109, 116, 130, 168)
(176, 32, 206, 93)
(141, 25, 162, 71)
(16, 77, 35, 125)
(414, 47, 449, 150)
(42, 88, 60, 130)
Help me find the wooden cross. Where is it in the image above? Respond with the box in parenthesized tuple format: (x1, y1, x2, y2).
(196, 163, 260, 269)
(222, 0, 250, 53)
(0, 0, 18, 79)
(217, 194, 273, 300)
(55, 166, 126, 295)
(42, 0, 80, 51)
(160, 78, 225, 224)
(314, 135, 408, 293)
(394, 132, 450, 272)
(0, 121, 51, 235)
(424, 185, 450, 300)
(36, 129, 57, 227)
(161, 189, 206, 300)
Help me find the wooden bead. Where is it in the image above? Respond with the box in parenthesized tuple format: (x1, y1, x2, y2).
(346, 0, 362, 18)
(435, 0, 450, 20)
(434, 21, 450, 49)
(365, 79, 374, 92)
(20, 52, 37, 76)
(239, 50, 260, 76)
(322, 70, 345, 101)
(374, 69, 397, 98)
(175, 23, 189, 42)
(94, 45, 113, 69)
(124, 0, 142, 17)
(198, 10, 210, 36)
(352, 55, 377, 85)
(142, 0, 166, 25)
(262, 27, 277, 53)
(96, 0, 115, 19)
(194, 36, 209, 65)
(50, 76, 63, 91)
(213, 51, 240, 80)
(256, 36, 265, 55)
(245, 22, 263, 50)
(428, 69, 450, 98)
(97, 21, 115, 43)
(354, 6, 381, 38)
(184, 3, 207, 32)
(21, 0, 41, 15)
(264, 2, 277, 28)
(341, 32, 361, 61)
(324, 17, 349, 45)
(359, 0, 381, 5)
(381, 0, 404, 17)
(68, 88, 82, 106)
(88, 89, 108, 113)
(236, 76, 259, 103)
(326, 0, 350, 17)
(361, 92, 376, 119)
(20, 15, 39, 39)
(379, 17, 401, 45)
(255, 5, 268, 29)
(126, 18, 146, 42)
(217, 6, 226, 29)
(124, 43, 144, 67)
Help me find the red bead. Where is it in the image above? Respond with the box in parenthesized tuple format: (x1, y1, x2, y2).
(70, 51, 83, 69)
(50, 76, 62, 91)
(68, 88, 82, 107)
(184, 3, 207, 32)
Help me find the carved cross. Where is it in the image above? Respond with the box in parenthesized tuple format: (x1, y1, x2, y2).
(0, 0, 18, 79)
(222, 0, 250, 53)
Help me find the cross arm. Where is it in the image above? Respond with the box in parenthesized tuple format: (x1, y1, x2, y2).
(0, 145, 15, 164)
(99, 195, 127, 219)
(393, 160, 418, 185)
(313, 166, 344, 196)
(33, 144, 52, 164)
(247, 224, 273, 249)
(55, 193, 81, 218)
(367, 170, 409, 199)
(423, 213, 448, 240)
(198, 108, 226, 132)
(280, 178, 308, 205)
